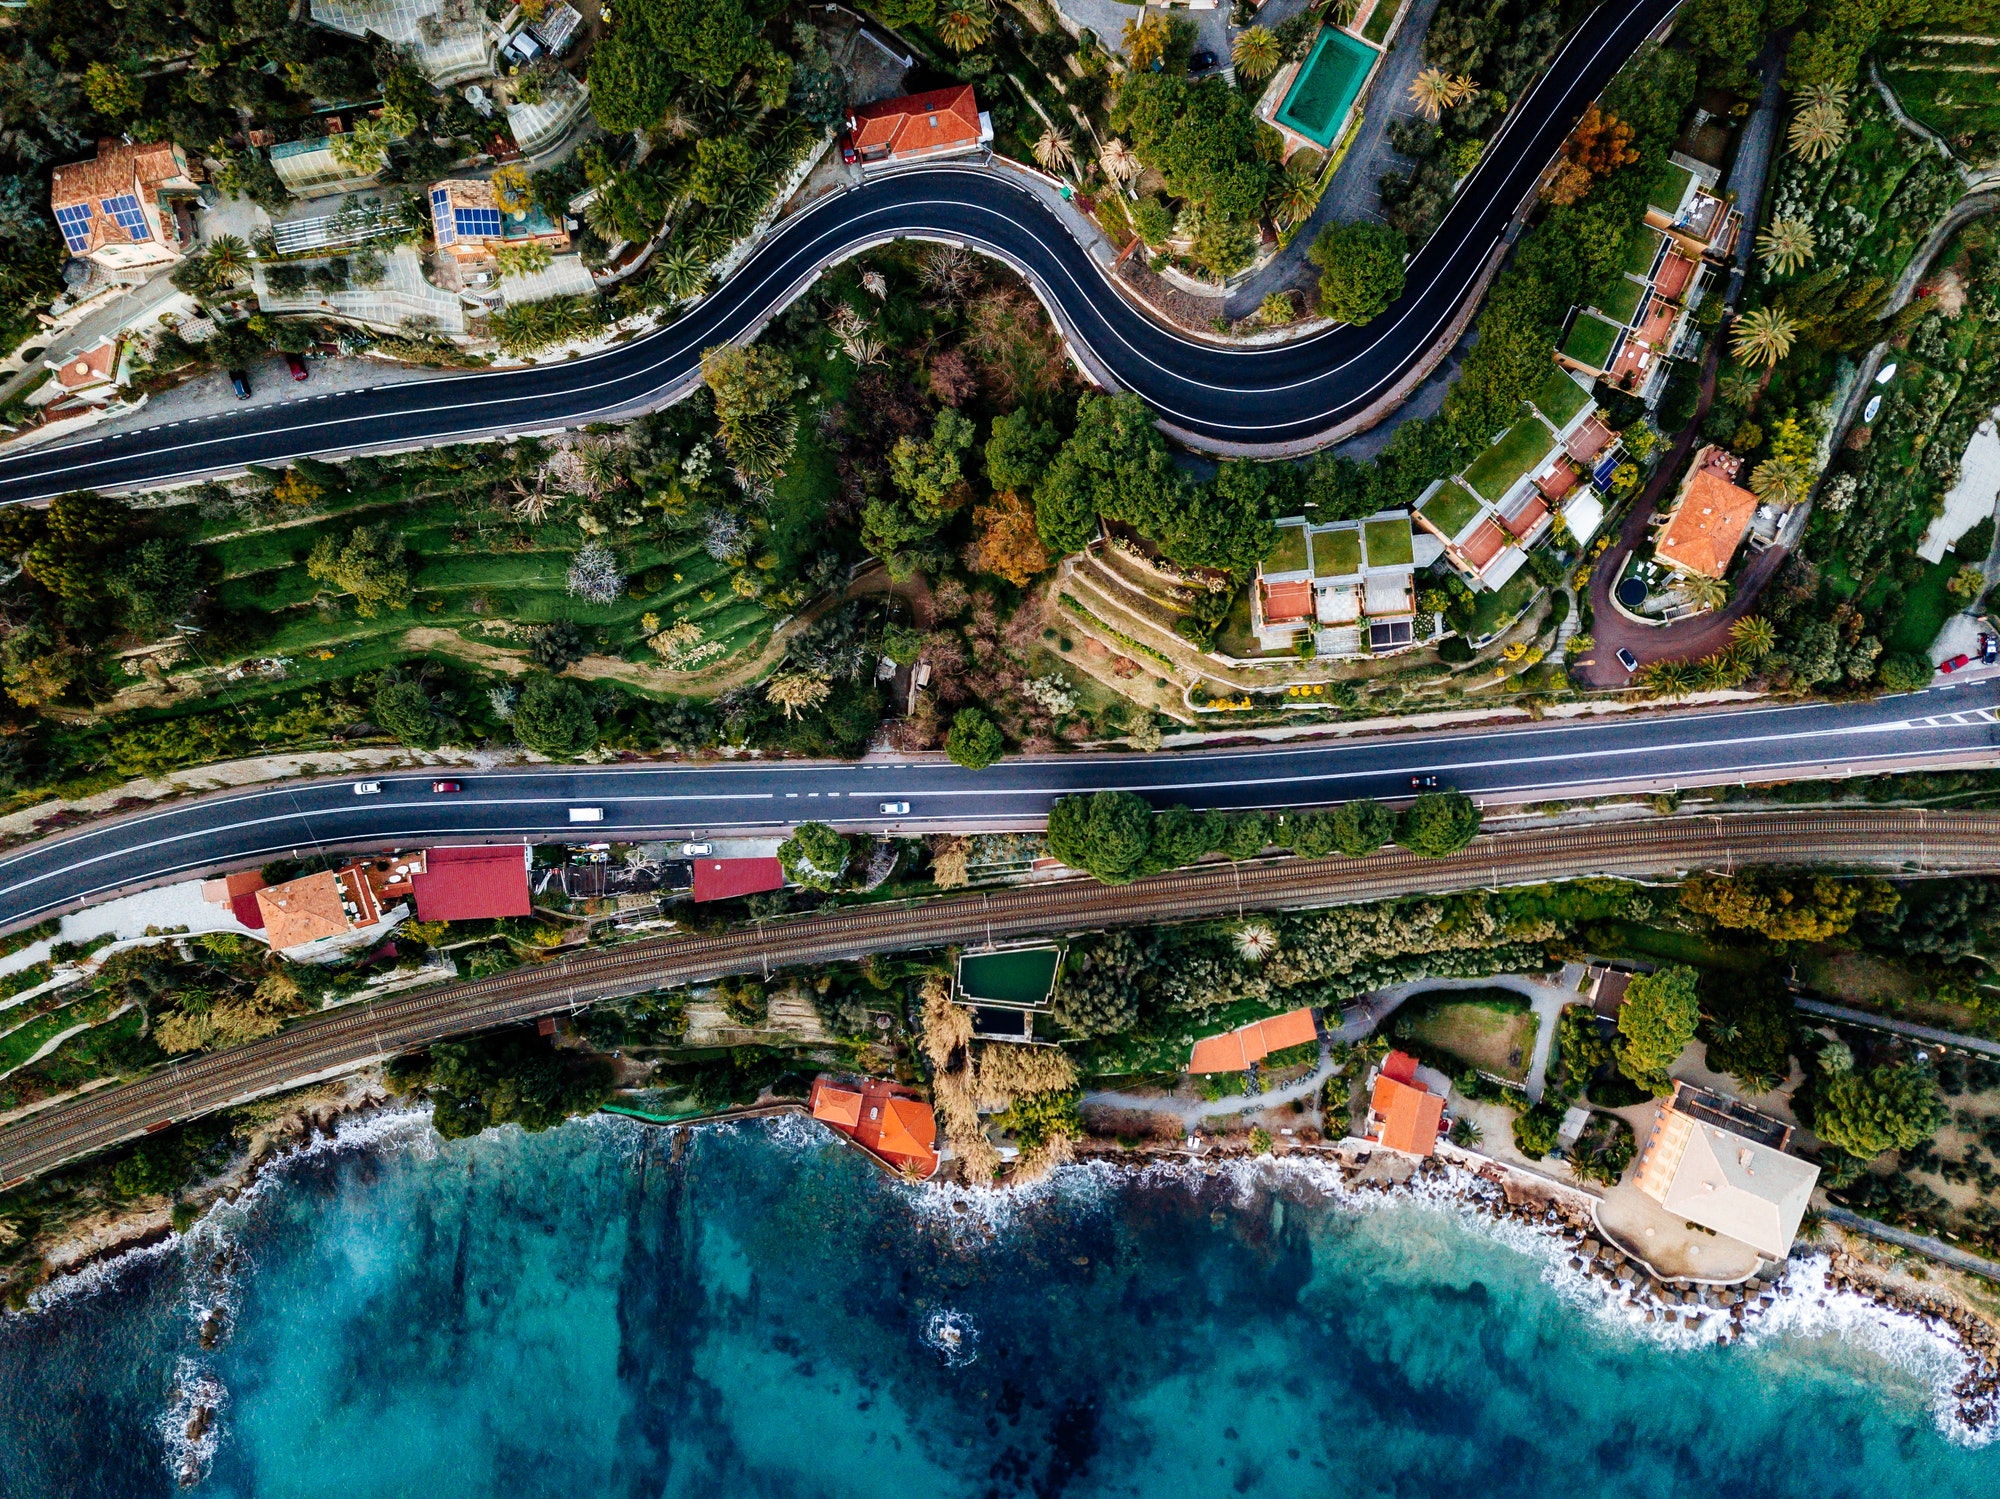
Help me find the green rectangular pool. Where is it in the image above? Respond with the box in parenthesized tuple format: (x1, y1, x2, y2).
(1275, 28, 1377, 149)
(957, 945, 1063, 1007)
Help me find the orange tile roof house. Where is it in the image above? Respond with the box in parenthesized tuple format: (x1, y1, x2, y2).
(50, 140, 199, 270)
(254, 865, 384, 953)
(1188, 1007, 1319, 1074)
(1656, 445, 1759, 580)
(810, 1076, 940, 1177)
(845, 85, 993, 166)
(1366, 1050, 1447, 1156)
(42, 336, 127, 405)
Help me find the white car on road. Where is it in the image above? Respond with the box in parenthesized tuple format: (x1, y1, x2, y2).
(880, 801, 910, 815)
(353, 782, 382, 795)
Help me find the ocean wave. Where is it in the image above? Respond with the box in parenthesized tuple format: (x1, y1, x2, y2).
(154, 1356, 228, 1489)
(963, 1148, 1998, 1447)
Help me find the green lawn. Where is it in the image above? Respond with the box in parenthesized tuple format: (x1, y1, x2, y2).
(1648, 160, 1695, 217)
(1533, 366, 1590, 427)
(1361, 0, 1398, 43)
(1886, 557, 1963, 656)
(1363, 517, 1415, 566)
(1313, 527, 1362, 577)
(1621, 227, 1665, 278)
(1592, 275, 1645, 325)
(1394, 991, 1537, 1082)
(1265, 523, 1310, 574)
(1417, 485, 1482, 542)
(1562, 314, 1622, 370)
(1462, 415, 1556, 503)
(1466, 566, 1539, 638)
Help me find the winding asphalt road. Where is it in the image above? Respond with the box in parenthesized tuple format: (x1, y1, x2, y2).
(0, 0, 1677, 499)
(1, 676, 1995, 931)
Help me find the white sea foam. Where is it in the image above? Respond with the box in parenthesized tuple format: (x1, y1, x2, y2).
(154, 1357, 229, 1488)
(920, 1307, 981, 1367)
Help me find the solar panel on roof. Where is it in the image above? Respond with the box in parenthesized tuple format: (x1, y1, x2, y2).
(54, 203, 92, 252)
(431, 187, 455, 245)
(453, 206, 503, 239)
(99, 193, 150, 240)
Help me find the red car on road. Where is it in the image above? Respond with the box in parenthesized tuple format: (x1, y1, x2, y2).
(431, 780, 462, 793)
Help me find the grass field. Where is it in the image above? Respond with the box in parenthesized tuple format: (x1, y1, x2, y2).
(1562, 313, 1622, 370)
(1465, 566, 1538, 638)
(1621, 227, 1665, 278)
(1314, 527, 1362, 577)
(1885, 556, 1962, 656)
(1265, 524, 1310, 573)
(1363, 517, 1414, 566)
(1591, 275, 1645, 325)
(1418, 483, 1483, 541)
(1362, 0, 1397, 44)
(1533, 367, 1591, 427)
(1395, 990, 1537, 1081)
(1648, 160, 1695, 217)
(1463, 415, 1556, 502)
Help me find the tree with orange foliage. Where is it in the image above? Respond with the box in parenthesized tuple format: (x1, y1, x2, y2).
(967, 490, 1050, 585)
(1543, 103, 1640, 206)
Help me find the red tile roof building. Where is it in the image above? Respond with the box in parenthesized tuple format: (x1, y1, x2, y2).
(1656, 446, 1758, 580)
(845, 85, 993, 165)
(1367, 1053, 1445, 1156)
(810, 1076, 940, 1177)
(692, 857, 786, 902)
(411, 845, 533, 922)
(1188, 1007, 1320, 1073)
(50, 140, 198, 270)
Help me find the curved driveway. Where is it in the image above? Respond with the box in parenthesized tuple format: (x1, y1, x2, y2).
(1, 676, 1994, 931)
(0, 0, 1675, 500)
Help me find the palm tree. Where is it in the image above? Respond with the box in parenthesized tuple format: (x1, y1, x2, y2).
(1717, 363, 1763, 409)
(1448, 1117, 1483, 1148)
(1327, 0, 1364, 22)
(652, 243, 710, 302)
(1232, 26, 1282, 81)
(1273, 163, 1319, 226)
(1803, 80, 1852, 112)
(1797, 1207, 1827, 1244)
(1749, 457, 1812, 507)
(1033, 125, 1075, 176)
(1788, 99, 1847, 162)
(936, 0, 996, 54)
(1756, 216, 1817, 274)
(1730, 614, 1777, 660)
(1640, 659, 1698, 698)
(1101, 138, 1140, 185)
(654, 102, 701, 141)
(1698, 651, 1747, 691)
(1681, 573, 1730, 612)
(1408, 67, 1460, 121)
(1731, 305, 1800, 368)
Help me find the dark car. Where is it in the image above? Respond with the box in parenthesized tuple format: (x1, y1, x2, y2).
(1189, 49, 1218, 73)
(431, 779, 463, 793)
(1982, 632, 1998, 665)
(228, 369, 251, 399)
(1941, 653, 1972, 674)
(284, 352, 309, 381)
(1410, 774, 1439, 789)
(1615, 647, 1639, 674)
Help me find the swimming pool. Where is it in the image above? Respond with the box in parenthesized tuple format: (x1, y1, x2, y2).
(1274, 27, 1377, 149)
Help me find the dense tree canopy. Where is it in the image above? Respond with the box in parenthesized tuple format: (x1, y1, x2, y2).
(388, 1031, 616, 1141)
(1397, 791, 1481, 858)
(1814, 1062, 1947, 1159)
(1310, 222, 1408, 326)
(779, 820, 851, 889)
(1615, 964, 1701, 1091)
(1047, 790, 1157, 884)
(1112, 74, 1275, 225)
(945, 706, 1005, 769)
(512, 675, 598, 756)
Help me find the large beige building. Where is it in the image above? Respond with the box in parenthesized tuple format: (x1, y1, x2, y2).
(1631, 1082, 1819, 1259)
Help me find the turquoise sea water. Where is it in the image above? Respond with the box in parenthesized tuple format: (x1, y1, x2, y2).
(0, 1113, 1995, 1498)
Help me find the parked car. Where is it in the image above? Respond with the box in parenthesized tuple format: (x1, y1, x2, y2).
(1983, 633, 1998, 665)
(1615, 647, 1639, 674)
(1189, 49, 1217, 73)
(839, 135, 857, 164)
(352, 781, 382, 795)
(1410, 775, 1439, 789)
(880, 801, 910, 815)
(1941, 653, 1972, 674)
(680, 841, 713, 857)
(431, 779, 462, 793)
(284, 352, 309, 381)
(228, 369, 251, 399)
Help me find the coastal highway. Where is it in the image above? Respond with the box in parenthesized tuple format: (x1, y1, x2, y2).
(0, 0, 1678, 499)
(0, 676, 1995, 932)
(3, 808, 1998, 1184)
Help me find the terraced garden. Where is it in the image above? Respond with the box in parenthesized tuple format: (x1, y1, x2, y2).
(1880, 31, 2000, 166)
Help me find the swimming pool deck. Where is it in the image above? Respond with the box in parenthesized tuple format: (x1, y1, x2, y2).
(1261, 26, 1386, 160)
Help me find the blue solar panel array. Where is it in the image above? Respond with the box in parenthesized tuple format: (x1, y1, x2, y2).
(453, 207, 503, 240)
(431, 187, 455, 246)
(100, 193, 150, 240)
(54, 203, 92, 253)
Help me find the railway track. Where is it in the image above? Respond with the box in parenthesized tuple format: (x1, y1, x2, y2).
(3, 809, 1996, 1183)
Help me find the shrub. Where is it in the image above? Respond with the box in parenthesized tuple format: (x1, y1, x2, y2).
(1397, 791, 1481, 857)
(945, 706, 1005, 769)
(779, 821, 850, 889)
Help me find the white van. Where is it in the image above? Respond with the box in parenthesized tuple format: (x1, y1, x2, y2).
(568, 807, 604, 823)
